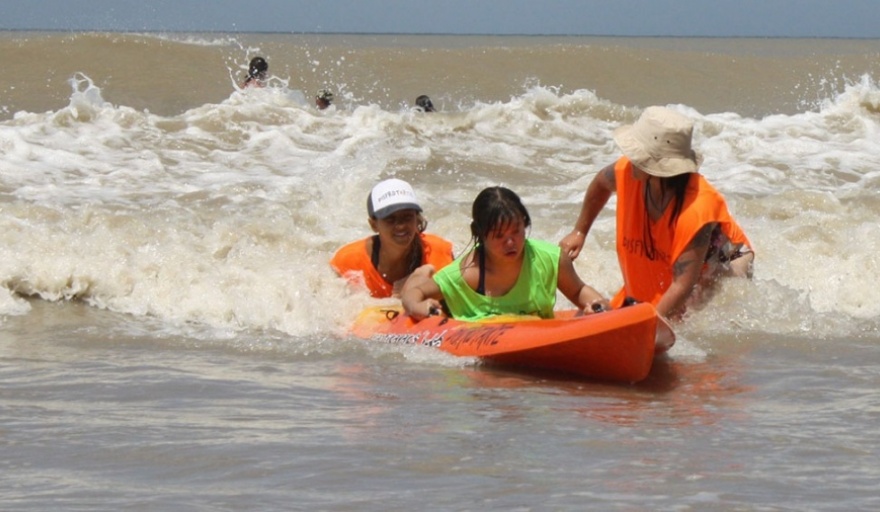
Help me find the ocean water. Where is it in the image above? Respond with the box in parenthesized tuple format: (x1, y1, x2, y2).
(1, 32, 880, 510)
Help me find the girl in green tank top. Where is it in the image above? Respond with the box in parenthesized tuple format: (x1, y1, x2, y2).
(401, 187, 608, 321)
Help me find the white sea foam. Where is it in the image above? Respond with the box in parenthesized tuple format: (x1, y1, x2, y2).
(1, 72, 879, 340)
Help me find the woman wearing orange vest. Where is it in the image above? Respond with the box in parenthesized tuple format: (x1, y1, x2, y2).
(331, 178, 454, 298)
(560, 106, 754, 320)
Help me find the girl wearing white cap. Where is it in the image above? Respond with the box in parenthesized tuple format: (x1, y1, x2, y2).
(331, 179, 454, 298)
(560, 106, 754, 320)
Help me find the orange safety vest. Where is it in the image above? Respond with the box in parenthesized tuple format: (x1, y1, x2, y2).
(330, 233, 454, 298)
(611, 157, 751, 308)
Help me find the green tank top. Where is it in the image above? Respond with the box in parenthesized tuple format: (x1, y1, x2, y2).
(433, 239, 560, 321)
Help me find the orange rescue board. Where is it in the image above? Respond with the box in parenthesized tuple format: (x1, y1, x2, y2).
(351, 302, 675, 383)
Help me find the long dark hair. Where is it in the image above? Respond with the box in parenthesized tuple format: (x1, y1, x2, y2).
(469, 186, 531, 250)
(665, 173, 691, 226)
(642, 173, 691, 260)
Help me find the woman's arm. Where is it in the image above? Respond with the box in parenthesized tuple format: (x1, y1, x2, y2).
(401, 264, 446, 321)
(560, 164, 617, 260)
(556, 251, 609, 313)
(654, 223, 716, 319)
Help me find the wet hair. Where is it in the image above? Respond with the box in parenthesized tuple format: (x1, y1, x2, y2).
(415, 95, 435, 112)
(665, 174, 691, 226)
(641, 173, 692, 260)
(315, 89, 334, 110)
(469, 187, 531, 245)
(247, 57, 268, 80)
(317, 89, 334, 102)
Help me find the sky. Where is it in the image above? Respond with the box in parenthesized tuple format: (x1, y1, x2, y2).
(2, 0, 879, 38)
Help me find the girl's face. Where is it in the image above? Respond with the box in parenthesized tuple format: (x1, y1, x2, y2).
(371, 209, 420, 248)
(483, 217, 526, 260)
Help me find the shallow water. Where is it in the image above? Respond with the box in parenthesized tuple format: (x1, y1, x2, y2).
(1, 32, 880, 510)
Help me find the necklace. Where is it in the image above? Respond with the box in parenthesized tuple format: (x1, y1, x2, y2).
(371, 235, 422, 281)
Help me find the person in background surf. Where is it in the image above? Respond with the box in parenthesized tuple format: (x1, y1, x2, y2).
(331, 178, 454, 298)
(402, 186, 608, 321)
(559, 106, 754, 320)
(414, 95, 435, 112)
(242, 56, 268, 88)
(315, 89, 334, 110)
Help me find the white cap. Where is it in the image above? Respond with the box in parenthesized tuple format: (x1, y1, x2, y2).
(367, 179, 422, 219)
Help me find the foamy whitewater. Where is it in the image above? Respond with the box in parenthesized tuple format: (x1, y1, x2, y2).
(1, 32, 879, 510)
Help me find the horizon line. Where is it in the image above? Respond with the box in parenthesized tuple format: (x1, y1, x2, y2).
(1, 28, 878, 40)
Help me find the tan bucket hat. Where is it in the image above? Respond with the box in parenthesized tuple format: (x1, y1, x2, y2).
(612, 106, 703, 177)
